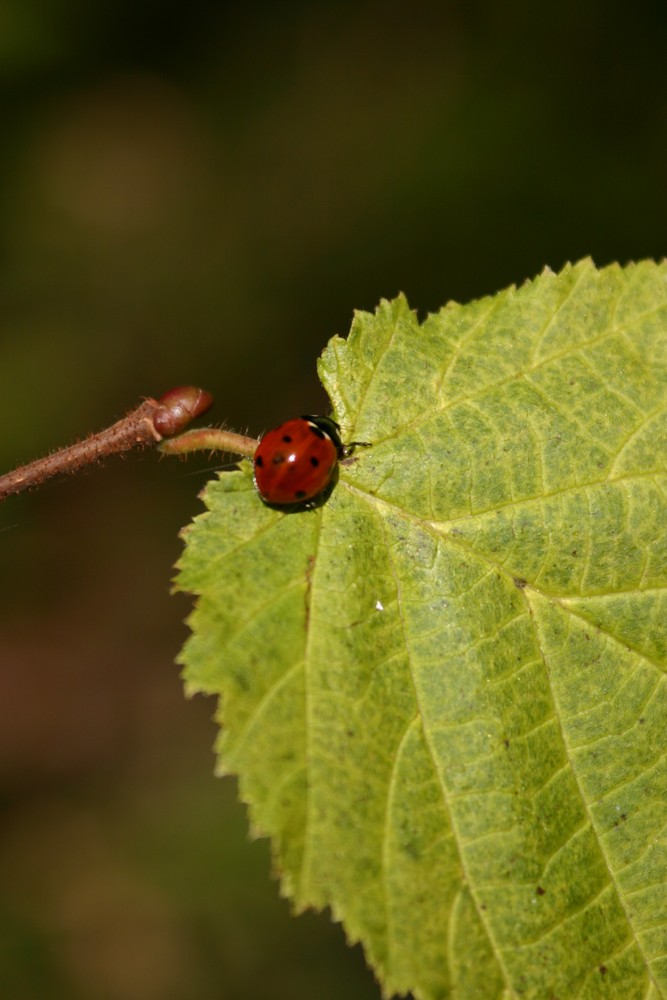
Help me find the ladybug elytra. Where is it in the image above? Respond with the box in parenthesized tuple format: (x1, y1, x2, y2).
(253, 415, 344, 505)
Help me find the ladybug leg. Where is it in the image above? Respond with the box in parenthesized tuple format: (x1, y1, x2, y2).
(341, 440, 371, 458)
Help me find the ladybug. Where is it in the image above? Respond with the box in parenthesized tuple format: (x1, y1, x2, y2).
(253, 415, 344, 505)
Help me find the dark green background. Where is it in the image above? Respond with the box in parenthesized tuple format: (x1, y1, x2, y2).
(1, 2, 664, 997)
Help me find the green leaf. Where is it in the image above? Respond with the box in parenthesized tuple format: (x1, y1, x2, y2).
(176, 259, 667, 999)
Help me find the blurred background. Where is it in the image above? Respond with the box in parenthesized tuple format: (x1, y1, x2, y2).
(0, 1, 665, 997)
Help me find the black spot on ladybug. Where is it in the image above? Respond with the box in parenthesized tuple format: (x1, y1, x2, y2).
(281, 434, 293, 443)
(254, 455, 264, 468)
(310, 456, 320, 467)
(295, 490, 306, 499)
(272, 453, 285, 465)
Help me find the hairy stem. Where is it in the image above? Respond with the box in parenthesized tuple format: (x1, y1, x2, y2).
(158, 427, 258, 458)
(0, 386, 215, 502)
(0, 401, 162, 501)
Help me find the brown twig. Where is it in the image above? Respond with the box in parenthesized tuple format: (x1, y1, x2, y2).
(0, 386, 215, 502)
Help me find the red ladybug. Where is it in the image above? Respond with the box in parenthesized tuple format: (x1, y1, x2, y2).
(253, 415, 344, 505)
